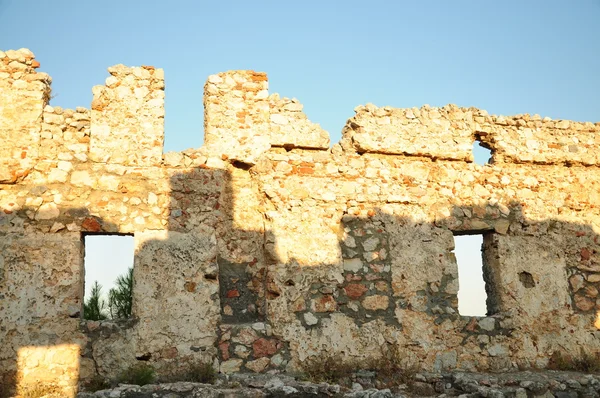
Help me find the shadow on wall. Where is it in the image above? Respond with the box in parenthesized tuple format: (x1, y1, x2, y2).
(0, 206, 120, 396)
(261, 198, 600, 370)
(2, 165, 600, 394)
(0, 164, 266, 394)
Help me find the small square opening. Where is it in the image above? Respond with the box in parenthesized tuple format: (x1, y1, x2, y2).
(453, 233, 490, 316)
(82, 233, 134, 320)
(472, 140, 492, 165)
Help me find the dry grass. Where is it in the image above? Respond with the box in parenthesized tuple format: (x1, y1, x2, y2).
(549, 350, 600, 373)
(0, 371, 16, 398)
(301, 344, 419, 388)
(367, 344, 419, 387)
(159, 361, 217, 384)
(0, 372, 63, 398)
(18, 383, 61, 398)
(301, 354, 355, 384)
(81, 374, 110, 392)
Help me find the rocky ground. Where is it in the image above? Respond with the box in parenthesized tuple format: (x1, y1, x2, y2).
(76, 370, 600, 398)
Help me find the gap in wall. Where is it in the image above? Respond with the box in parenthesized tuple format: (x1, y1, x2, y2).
(472, 140, 492, 165)
(454, 234, 488, 316)
(83, 234, 134, 320)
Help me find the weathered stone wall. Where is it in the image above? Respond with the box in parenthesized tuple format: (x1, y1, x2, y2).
(1, 48, 599, 396)
(0, 49, 50, 183)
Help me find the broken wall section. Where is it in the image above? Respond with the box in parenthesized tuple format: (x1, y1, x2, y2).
(90, 64, 165, 166)
(0, 49, 50, 183)
(340, 103, 600, 166)
(41, 106, 91, 175)
(475, 112, 600, 165)
(203, 71, 329, 165)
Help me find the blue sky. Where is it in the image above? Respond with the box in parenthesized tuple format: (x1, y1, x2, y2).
(1, 1, 598, 315)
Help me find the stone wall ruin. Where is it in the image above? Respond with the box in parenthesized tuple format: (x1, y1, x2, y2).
(1, 48, 600, 396)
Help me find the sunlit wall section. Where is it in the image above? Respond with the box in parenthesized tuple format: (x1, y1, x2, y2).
(17, 344, 80, 397)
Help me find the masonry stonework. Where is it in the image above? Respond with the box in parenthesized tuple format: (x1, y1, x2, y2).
(1, 48, 599, 396)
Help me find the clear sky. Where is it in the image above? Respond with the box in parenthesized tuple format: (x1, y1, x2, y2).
(1, 0, 598, 314)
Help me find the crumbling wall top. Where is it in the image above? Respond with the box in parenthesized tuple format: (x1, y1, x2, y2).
(340, 102, 600, 166)
(1, 48, 599, 183)
(203, 70, 329, 165)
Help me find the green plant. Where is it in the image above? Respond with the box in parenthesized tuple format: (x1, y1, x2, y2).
(549, 350, 600, 373)
(82, 374, 110, 392)
(83, 281, 108, 321)
(117, 363, 155, 386)
(108, 267, 134, 319)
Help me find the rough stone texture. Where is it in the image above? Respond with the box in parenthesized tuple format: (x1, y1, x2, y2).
(90, 64, 164, 166)
(1, 49, 600, 396)
(269, 94, 330, 150)
(340, 103, 600, 165)
(203, 71, 329, 165)
(340, 104, 475, 161)
(74, 371, 600, 397)
(0, 48, 50, 183)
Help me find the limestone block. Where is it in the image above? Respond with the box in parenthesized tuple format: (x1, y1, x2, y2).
(341, 104, 474, 161)
(0, 50, 50, 182)
(203, 72, 329, 165)
(90, 65, 164, 166)
(17, 344, 80, 398)
(269, 95, 330, 149)
(484, 234, 570, 318)
(388, 220, 457, 301)
(204, 70, 271, 165)
(482, 115, 600, 166)
(134, 230, 220, 355)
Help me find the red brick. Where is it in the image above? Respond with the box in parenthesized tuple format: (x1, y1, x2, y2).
(219, 342, 230, 360)
(82, 217, 102, 232)
(297, 167, 314, 175)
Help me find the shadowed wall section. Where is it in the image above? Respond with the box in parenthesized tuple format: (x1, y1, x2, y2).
(1, 48, 599, 394)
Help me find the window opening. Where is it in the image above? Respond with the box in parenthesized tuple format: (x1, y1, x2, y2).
(454, 234, 488, 316)
(83, 234, 134, 320)
(472, 140, 492, 165)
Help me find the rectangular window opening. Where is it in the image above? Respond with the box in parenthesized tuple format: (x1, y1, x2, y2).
(454, 233, 490, 316)
(82, 233, 135, 321)
(472, 139, 492, 165)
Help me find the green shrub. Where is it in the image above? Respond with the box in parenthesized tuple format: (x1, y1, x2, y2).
(117, 363, 155, 385)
